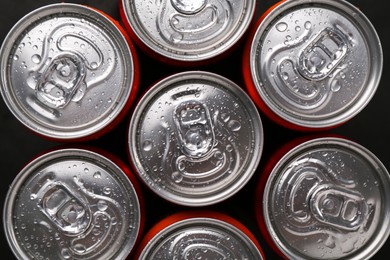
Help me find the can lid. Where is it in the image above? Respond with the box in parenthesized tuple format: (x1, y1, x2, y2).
(139, 215, 264, 259)
(129, 71, 263, 206)
(263, 137, 390, 259)
(121, 0, 255, 62)
(0, 3, 136, 140)
(249, 0, 382, 129)
(3, 148, 142, 259)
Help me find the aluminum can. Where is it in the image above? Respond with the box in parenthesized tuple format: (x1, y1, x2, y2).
(243, 0, 382, 131)
(136, 211, 265, 259)
(119, 0, 255, 65)
(3, 147, 144, 259)
(128, 71, 263, 206)
(0, 3, 140, 141)
(256, 136, 390, 259)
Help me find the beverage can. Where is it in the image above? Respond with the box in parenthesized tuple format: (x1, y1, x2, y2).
(136, 211, 265, 259)
(128, 71, 264, 206)
(3, 147, 144, 259)
(0, 3, 139, 141)
(243, 0, 382, 131)
(120, 0, 256, 65)
(257, 136, 390, 259)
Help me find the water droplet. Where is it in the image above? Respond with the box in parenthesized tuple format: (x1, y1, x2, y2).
(304, 21, 312, 30)
(32, 45, 38, 50)
(143, 140, 153, 151)
(73, 243, 87, 254)
(172, 171, 183, 183)
(276, 22, 288, 32)
(61, 248, 71, 259)
(331, 80, 341, 92)
(31, 54, 41, 64)
(90, 62, 98, 69)
(97, 200, 108, 211)
(93, 171, 101, 179)
(103, 187, 111, 195)
(13, 55, 19, 61)
(84, 168, 89, 173)
(227, 120, 241, 131)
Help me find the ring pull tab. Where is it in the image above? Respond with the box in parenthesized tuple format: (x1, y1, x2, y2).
(173, 100, 215, 158)
(171, 0, 207, 14)
(36, 181, 90, 235)
(310, 184, 368, 231)
(35, 52, 86, 109)
(297, 27, 349, 81)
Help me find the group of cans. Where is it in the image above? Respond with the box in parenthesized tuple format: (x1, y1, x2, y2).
(1, 0, 388, 259)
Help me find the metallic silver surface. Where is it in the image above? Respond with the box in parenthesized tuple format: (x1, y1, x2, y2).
(139, 217, 263, 259)
(122, 0, 255, 62)
(263, 137, 390, 259)
(3, 148, 142, 260)
(249, 0, 382, 128)
(129, 71, 263, 206)
(0, 4, 136, 140)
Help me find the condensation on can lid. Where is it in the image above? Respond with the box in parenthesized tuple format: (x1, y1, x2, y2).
(263, 137, 390, 259)
(139, 216, 264, 259)
(121, 0, 255, 62)
(3, 148, 142, 259)
(249, 0, 382, 129)
(0, 3, 136, 140)
(128, 71, 263, 206)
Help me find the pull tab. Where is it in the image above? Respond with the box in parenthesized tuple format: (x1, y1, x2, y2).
(37, 182, 90, 235)
(310, 184, 368, 230)
(173, 100, 215, 158)
(35, 52, 86, 109)
(298, 27, 349, 81)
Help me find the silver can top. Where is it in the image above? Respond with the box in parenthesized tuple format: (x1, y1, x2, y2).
(139, 216, 263, 259)
(129, 71, 263, 206)
(0, 4, 137, 140)
(248, 0, 382, 129)
(3, 148, 142, 259)
(263, 137, 390, 259)
(121, 0, 255, 62)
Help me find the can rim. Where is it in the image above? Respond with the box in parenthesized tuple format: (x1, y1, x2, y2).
(263, 137, 390, 259)
(128, 70, 264, 206)
(249, 0, 383, 129)
(3, 148, 142, 259)
(120, 0, 255, 62)
(0, 3, 136, 140)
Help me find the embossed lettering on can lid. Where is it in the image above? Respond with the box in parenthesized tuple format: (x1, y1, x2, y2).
(138, 213, 264, 259)
(0, 4, 138, 140)
(121, 0, 255, 63)
(248, 0, 382, 129)
(128, 71, 263, 206)
(263, 137, 390, 259)
(3, 148, 142, 259)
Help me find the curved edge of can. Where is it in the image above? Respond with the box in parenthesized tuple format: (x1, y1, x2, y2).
(127, 70, 264, 206)
(242, 0, 383, 131)
(3, 146, 145, 259)
(259, 135, 390, 259)
(135, 210, 266, 259)
(0, 3, 139, 142)
(119, 0, 256, 65)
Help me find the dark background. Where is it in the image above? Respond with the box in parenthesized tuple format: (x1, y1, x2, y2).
(0, 0, 388, 259)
